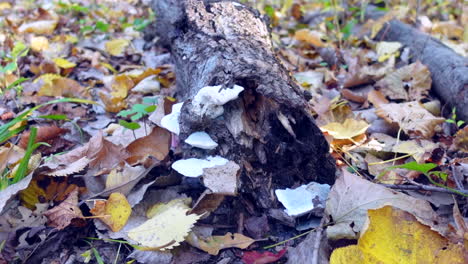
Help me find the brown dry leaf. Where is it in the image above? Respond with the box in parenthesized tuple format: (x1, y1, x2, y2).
(0, 143, 25, 173)
(330, 206, 467, 264)
(294, 29, 326, 47)
(43, 188, 85, 230)
(187, 232, 255, 255)
(325, 169, 446, 240)
(432, 21, 464, 40)
(365, 153, 405, 184)
(452, 201, 468, 247)
(90, 192, 131, 232)
(99, 92, 127, 113)
(86, 132, 129, 175)
(367, 89, 389, 107)
(376, 101, 445, 138)
(43, 132, 128, 176)
(453, 126, 468, 153)
(342, 51, 395, 88)
(376, 61, 431, 101)
(202, 161, 240, 196)
(18, 125, 68, 149)
(190, 190, 225, 216)
(126, 126, 171, 165)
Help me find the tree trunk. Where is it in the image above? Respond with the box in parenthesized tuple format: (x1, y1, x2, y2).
(373, 18, 468, 121)
(153, 0, 335, 209)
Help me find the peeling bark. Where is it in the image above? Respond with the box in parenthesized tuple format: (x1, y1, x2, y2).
(153, 0, 335, 209)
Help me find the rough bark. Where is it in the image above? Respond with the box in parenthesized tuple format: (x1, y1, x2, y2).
(373, 18, 468, 121)
(153, 0, 335, 209)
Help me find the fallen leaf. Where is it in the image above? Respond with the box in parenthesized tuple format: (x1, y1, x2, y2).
(320, 118, 370, 140)
(90, 192, 131, 232)
(376, 41, 401, 62)
(242, 248, 287, 264)
(30, 36, 49, 52)
(126, 126, 171, 165)
(187, 232, 255, 255)
(18, 125, 68, 149)
(330, 206, 467, 264)
(294, 29, 326, 47)
(376, 101, 445, 138)
(53, 58, 76, 69)
(202, 161, 240, 195)
(105, 164, 146, 196)
(325, 169, 445, 240)
(376, 61, 431, 101)
(453, 126, 468, 153)
(128, 206, 200, 250)
(43, 188, 85, 230)
(105, 38, 130, 56)
(0, 173, 33, 213)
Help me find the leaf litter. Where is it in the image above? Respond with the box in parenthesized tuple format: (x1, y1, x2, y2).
(0, 0, 467, 263)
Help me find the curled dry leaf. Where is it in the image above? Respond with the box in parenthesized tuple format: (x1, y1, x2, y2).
(453, 126, 468, 153)
(325, 169, 445, 240)
(376, 61, 431, 101)
(43, 188, 85, 230)
(126, 126, 171, 165)
(19, 125, 68, 149)
(375, 101, 445, 138)
(186, 232, 255, 255)
(90, 192, 131, 232)
(330, 206, 467, 264)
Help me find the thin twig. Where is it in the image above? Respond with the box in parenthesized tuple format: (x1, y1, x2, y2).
(381, 183, 468, 196)
(311, 216, 326, 264)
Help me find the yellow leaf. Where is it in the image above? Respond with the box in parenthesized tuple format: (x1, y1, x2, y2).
(376, 41, 401, 62)
(90, 192, 131, 232)
(53, 58, 76, 69)
(146, 198, 192, 219)
(111, 74, 134, 99)
(0, 2, 12, 10)
(128, 206, 200, 250)
(105, 39, 130, 56)
(320, 118, 369, 140)
(30, 36, 49, 52)
(330, 206, 467, 264)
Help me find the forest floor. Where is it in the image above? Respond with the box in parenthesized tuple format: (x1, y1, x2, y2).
(0, 0, 467, 263)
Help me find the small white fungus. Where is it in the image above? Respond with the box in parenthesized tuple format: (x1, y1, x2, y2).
(184, 131, 218, 150)
(172, 156, 228, 177)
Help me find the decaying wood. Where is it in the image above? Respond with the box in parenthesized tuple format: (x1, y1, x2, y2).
(374, 18, 468, 121)
(153, 0, 335, 209)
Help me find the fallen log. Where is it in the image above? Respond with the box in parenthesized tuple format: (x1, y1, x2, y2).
(153, 0, 335, 209)
(372, 16, 468, 121)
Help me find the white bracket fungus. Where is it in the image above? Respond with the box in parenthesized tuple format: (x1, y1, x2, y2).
(192, 85, 244, 119)
(184, 131, 218, 150)
(160, 102, 184, 135)
(275, 182, 331, 217)
(172, 156, 228, 177)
